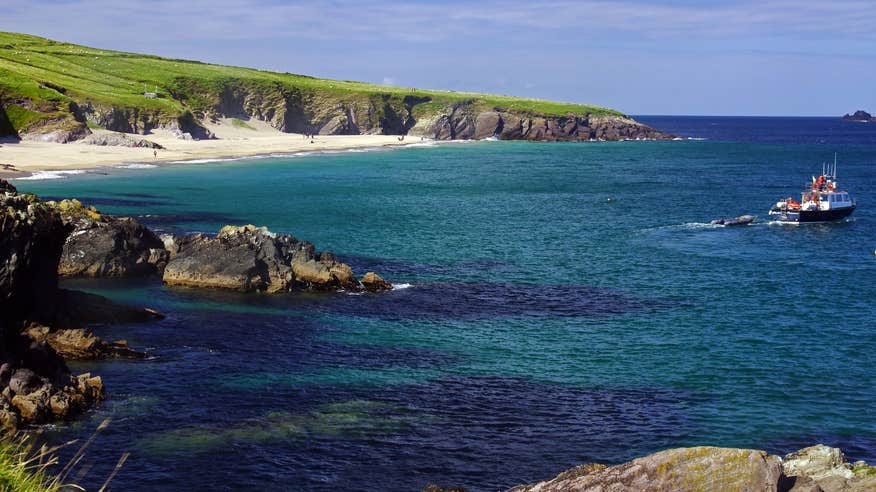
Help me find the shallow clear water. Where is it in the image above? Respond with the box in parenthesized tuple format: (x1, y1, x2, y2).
(16, 117, 876, 491)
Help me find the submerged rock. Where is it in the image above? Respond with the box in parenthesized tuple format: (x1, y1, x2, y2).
(163, 224, 385, 293)
(53, 199, 168, 277)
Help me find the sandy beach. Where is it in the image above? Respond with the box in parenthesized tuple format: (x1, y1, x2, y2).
(0, 118, 425, 179)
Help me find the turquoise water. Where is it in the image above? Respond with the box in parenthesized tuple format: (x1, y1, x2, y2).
(17, 117, 876, 490)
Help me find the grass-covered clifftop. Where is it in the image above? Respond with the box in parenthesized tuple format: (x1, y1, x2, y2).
(0, 31, 667, 141)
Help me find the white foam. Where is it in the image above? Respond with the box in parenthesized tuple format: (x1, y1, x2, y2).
(16, 169, 86, 180)
(116, 163, 157, 169)
(393, 283, 413, 290)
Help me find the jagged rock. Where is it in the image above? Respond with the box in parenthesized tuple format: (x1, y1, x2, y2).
(0, 178, 15, 194)
(1, 190, 68, 324)
(841, 110, 875, 122)
(783, 445, 876, 491)
(509, 447, 782, 492)
(161, 233, 181, 259)
(53, 199, 167, 277)
(163, 225, 369, 292)
(361, 272, 392, 292)
(81, 132, 164, 149)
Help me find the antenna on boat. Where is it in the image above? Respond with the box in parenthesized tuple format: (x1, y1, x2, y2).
(833, 153, 837, 178)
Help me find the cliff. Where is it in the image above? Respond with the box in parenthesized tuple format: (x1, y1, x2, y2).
(0, 32, 670, 143)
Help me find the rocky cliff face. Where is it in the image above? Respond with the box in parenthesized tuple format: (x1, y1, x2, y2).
(0, 180, 105, 429)
(169, 77, 670, 141)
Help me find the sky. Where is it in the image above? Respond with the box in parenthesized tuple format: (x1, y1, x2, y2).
(4, 0, 875, 116)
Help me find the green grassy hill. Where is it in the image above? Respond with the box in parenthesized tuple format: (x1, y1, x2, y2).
(0, 32, 664, 142)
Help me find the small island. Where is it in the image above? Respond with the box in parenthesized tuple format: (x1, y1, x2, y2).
(841, 110, 875, 122)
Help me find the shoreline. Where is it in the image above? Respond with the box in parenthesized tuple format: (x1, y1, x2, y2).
(0, 118, 688, 180)
(0, 125, 436, 180)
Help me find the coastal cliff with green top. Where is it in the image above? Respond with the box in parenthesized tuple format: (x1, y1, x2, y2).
(0, 31, 669, 143)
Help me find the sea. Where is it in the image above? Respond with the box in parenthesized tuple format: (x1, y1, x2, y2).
(15, 116, 876, 491)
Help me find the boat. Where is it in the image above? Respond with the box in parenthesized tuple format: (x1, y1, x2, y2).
(768, 155, 856, 223)
(710, 215, 756, 226)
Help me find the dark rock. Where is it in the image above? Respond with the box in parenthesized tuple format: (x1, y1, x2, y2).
(53, 289, 164, 327)
(841, 110, 875, 122)
(7, 368, 42, 395)
(163, 224, 370, 292)
(0, 179, 15, 194)
(54, 199, 167, 277)
(1, 191, 69, 325)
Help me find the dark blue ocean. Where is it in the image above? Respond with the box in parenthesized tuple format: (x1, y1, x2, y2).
(16, 116, 876, 491)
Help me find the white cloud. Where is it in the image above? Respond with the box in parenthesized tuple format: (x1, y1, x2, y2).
(3, 0, 875, 46)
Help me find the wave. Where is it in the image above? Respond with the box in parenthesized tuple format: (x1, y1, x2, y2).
(393, 283, 413, 290)
(116, 163, 158, 169)
(16, 169, 86, 180)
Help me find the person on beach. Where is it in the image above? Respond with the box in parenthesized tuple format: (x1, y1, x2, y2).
(153, 150, 157, 159)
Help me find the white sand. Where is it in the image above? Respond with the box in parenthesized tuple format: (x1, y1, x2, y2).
(0, 118, 424, 178)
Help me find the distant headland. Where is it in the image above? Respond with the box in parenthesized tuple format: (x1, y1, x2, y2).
(841, 110, 875, 122)
(0, 31, 669, 152)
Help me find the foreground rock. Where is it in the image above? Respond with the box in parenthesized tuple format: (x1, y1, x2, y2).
(1, 185, 105, 428)
(507, 445, 876, 492)
(53, 199, 168, 277)
(163, 224, 387, 293)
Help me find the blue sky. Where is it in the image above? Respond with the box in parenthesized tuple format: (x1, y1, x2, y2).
(4, 0, 875, 116)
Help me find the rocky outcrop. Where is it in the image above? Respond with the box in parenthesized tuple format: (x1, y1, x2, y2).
(361, 272, 392, 292)
(162, 224, 374, 293)
(508, 445, 876, 492)
(410, 108, 669, 141)
(24, 325, 145, 360)
(841, 110, 875, 122)
(1, 188, 106, 428)
(81, 132, 164, 148)
(1, 188, 68, 324)
(782, 445, 876, 491)
(53, 199, 168, 277)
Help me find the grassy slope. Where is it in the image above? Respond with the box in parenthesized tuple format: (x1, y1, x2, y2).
(0, 31, 623, 133)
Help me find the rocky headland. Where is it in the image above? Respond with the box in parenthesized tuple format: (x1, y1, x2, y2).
(2, 178, 392, 430)
(841, 110, 875, 122)
(0, 32, 672, 146)
(426, 444, 876, 491)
